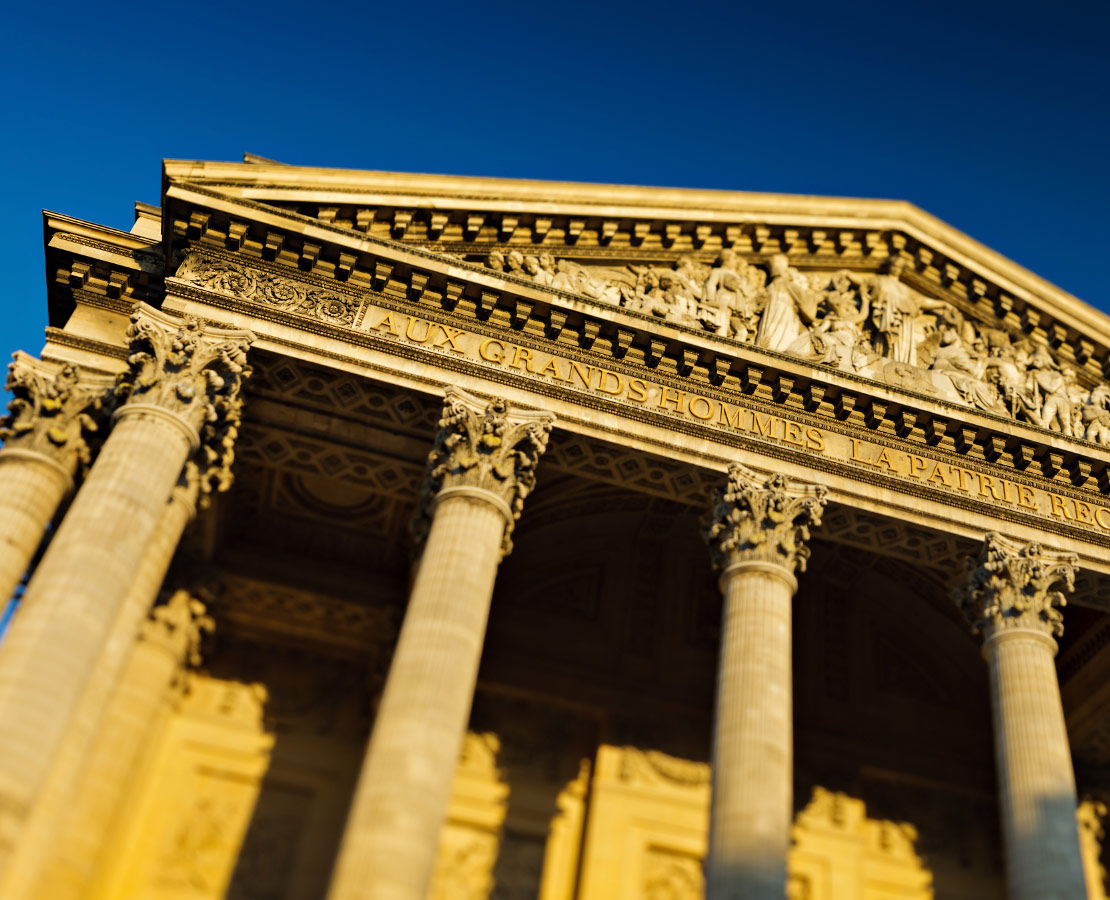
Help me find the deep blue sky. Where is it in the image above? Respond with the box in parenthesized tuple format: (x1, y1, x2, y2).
(1, 1, 1107, 369)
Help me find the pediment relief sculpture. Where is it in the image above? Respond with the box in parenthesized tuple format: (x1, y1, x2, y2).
(486, 249, 1110, 444)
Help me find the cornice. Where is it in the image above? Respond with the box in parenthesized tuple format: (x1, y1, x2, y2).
(42, 211, 159, 252)
(158, 190, 1110, 487)
(160, 159, 1102, 360)
(43, 210, 166, 328)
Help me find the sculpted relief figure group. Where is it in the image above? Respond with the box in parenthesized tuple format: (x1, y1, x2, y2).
(488, 250, 1110, 444)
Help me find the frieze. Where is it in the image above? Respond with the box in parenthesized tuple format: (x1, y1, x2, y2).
(484, 248, 1108, 443)
(257, 195, 1097, 366)
(176, 252, 360, 327)
(349, 302, 1110, 535)
(167, 251, 1110, 555)
(170, 249, 1110, 476)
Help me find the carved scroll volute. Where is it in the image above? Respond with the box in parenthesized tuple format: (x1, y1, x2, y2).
(116, 303, 254, 443)
(414, 387, 554, 557)
(0, 353, 107, 476)
(703, 462, 827, 579)
(954, 532, 1077, 645)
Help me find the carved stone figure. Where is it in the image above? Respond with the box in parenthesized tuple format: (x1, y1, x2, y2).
(754, 254, 820, 357)
(849, 258, 949, 367)
(984, 339, 1040, 424)
(810, 271, 871, 372)
(625, 267, 699, 326)
(928, 324, 1005, 413)
(506, 250, 527, 278)
(700, 250, 764, 340)
(521, 255, 552, 287)
(1027, 346, 1075, 437)
(1080, 385, 1110, 444)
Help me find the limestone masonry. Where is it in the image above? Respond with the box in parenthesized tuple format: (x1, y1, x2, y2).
(2, 156, 1110, 899)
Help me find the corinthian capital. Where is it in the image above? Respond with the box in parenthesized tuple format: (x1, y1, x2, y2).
(0, 353, 109, 475)
(955, 532, 1076, 642)
(415, 387, 554, 556)
(117, 304, 254, 442)
(140, 589, 214, 669)
(703, 463, 827, 577)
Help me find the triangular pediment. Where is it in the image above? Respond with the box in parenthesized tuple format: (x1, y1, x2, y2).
(146, 160, 1110, 452)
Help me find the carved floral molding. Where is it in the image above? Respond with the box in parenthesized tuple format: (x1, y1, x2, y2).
(176, 253, 359, 327)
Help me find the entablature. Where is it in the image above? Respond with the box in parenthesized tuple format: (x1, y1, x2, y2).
(39, 165, 1110, 580)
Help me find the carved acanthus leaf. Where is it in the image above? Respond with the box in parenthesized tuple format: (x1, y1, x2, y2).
(954, 532, 1076, 640)
(117, 304, 253, 499)
(703, 463, 827, 574)
(140, 589, 215, 668)
(414, 387, 554, 556)
(0, 353, 108, 474)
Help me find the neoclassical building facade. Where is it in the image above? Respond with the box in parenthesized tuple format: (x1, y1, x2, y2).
(1, 157, 1109, 899)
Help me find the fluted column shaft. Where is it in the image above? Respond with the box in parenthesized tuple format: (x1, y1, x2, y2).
(0, 410, 193, 867)
(3, 488, 196, 900)
(710, 562, 795, 898)
(987, 629, 1086, 900)
(0, 450, 72, 605)
(955, 532, 1087, 900)
(0, 305, 252, 872)
(702, 463, 826, 900)
(327, 387, 553, 900)
(329, 494, 506, 900)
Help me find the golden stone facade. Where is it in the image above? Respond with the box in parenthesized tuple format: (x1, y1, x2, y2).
(2, 157, 1110, 899)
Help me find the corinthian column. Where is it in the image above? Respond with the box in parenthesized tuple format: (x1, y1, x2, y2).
(0, 354, 105, 605)
(702, 463, 826, 900)
(0, 475, 204, 900)
(0, 304, 251, 871)
(327, 387, 554, 900)
(955, 533, 1087, 900)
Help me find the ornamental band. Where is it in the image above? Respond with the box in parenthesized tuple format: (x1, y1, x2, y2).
(1, 158, 1109, 900)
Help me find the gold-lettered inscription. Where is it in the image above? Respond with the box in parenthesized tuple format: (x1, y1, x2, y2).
(357, 306, 1110, 531)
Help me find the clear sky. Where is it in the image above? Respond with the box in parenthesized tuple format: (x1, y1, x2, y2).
(1, 0, 1106, 370)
